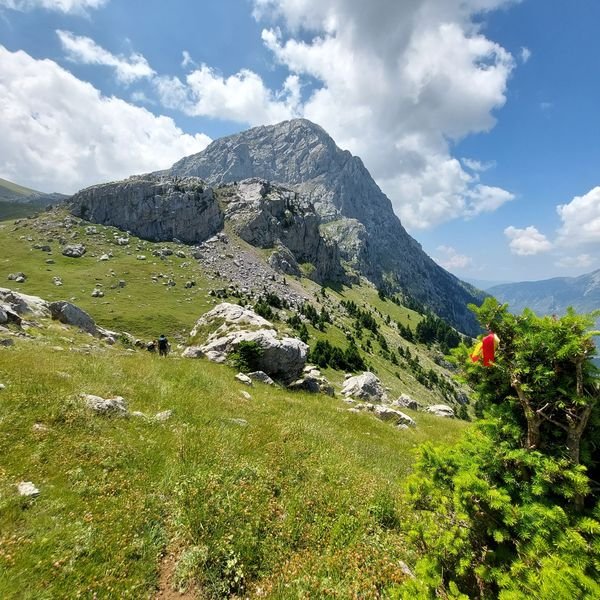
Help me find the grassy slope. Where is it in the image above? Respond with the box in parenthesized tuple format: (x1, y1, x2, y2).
(0, 216, 215, 341)
(0, 177, 37, 195)
(0, 177, 38, 201)
(0, 324, 467, 599)
(0, 211, 466, 406)
(0, 203, 44, 221)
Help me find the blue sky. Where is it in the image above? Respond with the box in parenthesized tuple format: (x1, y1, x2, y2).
(0, 0, 599, 284)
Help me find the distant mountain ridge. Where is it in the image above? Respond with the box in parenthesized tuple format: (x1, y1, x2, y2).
(488, 269, 600, 316)
(0, 176, 68, 206)
(167, 119, 484, 334)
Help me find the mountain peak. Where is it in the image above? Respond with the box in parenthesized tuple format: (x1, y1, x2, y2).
(167, 119, 483, 334)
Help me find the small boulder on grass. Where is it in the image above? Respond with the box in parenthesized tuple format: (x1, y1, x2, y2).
(154, 410, 173, 422)
(235, 373, 253, 386)
(18, 481, 40, 497)
(426, 404, 455, 418)
(247, 371, 275, 385)
(82, 393, 128, 416)
(62, 244, 86, 258)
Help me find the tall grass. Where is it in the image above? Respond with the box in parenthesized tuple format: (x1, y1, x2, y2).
(0, 329, 467, 598)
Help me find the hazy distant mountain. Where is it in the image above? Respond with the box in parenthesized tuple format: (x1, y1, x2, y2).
(167, 119, 484, 334)
(488, 269, 600, 316)
(0, 176, 68, 206)
(463, 277, 514, 291)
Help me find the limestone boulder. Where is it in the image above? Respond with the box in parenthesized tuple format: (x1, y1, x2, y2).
(181, 346, 205, 358)
(49, 301, 117, 340)
(190, 302, 272, 339)
(392, 393, 419, 411)
(62, 244, 86, 258)
(426, 404, 455, 418)
(247, 371, 275, 385)
(49, 301, 98, 334)
(235, 373, 253, 386)
(82, 393, 128, 416)
(341, 372, 387, 403)
(349, 403, 416, 428)
(288, 366, 334, 396)
(188, 302, 308, 381)
(202, 329, 307, 382)
(17, 481, 40, 497)
(0, 288, 50, 319)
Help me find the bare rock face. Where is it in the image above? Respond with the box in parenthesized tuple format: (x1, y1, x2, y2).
(0, 287, 50, 319)
(169, 118, 484, 334)
(48, 301, 116, 341)
(187, 302, 308, 382)
(68, 174, 224, 245)
(341, 372, 388, 403)
(217, 179, 345, 283)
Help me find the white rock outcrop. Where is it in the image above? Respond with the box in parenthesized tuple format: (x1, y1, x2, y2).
(82, 393, 128, 416)
(341, 372, 387, 403)
(0, 287, 50, 319)
(349, 403, 416, 428)
(186, 302, 308, 381)
(426, 404, 455, 418)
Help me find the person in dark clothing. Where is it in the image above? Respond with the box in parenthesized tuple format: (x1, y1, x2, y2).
(147, 339, 157, 353)
(157, 334, 170, 357)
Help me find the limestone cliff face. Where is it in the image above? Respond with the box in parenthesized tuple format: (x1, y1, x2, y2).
(67, 173, 345, 285)
(169, 119, 483, 334)
(68, 175, 223, 244)
(217, 179, 344, 283)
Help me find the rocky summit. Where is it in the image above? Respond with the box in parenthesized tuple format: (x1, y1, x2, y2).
(169, 119, 483, 334)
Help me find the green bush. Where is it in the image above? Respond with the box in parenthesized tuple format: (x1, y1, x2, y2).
(310, 339, 365, 372)
(393, 299, 600, 599)
(230, 341, 264, 373)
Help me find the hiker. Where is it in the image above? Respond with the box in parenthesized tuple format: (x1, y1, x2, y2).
(157, 334, 170, 357)
(146, 339, 157, 353)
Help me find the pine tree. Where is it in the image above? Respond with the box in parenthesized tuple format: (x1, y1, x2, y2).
(392, 299, 600, 599)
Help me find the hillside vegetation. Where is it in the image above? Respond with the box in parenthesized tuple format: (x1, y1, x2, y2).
(0, 209, 470, 409)
(0, 313, 467, 598)
(2, 208, 598, 598)
(0, 177, 38, 202)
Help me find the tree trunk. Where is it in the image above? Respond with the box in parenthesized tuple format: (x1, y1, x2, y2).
(566, 429, 581, 465)
(526, 415, 541, 450)
(512, 377, 541, 449)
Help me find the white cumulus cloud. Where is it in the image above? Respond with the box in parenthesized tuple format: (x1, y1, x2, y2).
(462, 157, 496, 172)
(57, 30, 155, 84)
(253, 0, 517, 229)
(0, 46, 210, 194)
(556, 186, 600, 246)
(434, 245, 473, 270)
(44, 1, 518, 231)
(504, 225, 552, 256)
(555, 254, 594, 269)
(155, 67, 301, 126)
(0, 0, 106, 12)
